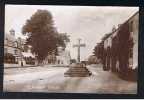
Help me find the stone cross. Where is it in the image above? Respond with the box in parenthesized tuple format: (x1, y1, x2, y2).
(73, 38, 86, 63)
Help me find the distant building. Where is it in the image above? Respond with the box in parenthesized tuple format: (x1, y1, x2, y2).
(41, 46, 71, 66)
(56, 46, 71, 65)
(43, 51, 56, 65)
(4, 29, 36, 66)
(88, 55, 98, 64)
(4, 29, 22, 64)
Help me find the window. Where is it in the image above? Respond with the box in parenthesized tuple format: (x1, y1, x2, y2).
(4, 48, 8, 54)
(14, 41, 18, 47)
(129, 21, 133, 32)
(136, 19, 138, 30)
(14, 49, 18, 55)
(5, 38, 8, 44)
(129, 47, 133, 58)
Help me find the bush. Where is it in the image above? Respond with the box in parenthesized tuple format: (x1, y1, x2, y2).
(24, 57, 35, 65)
(4, 53, 16, 63)
(70, 59, 77, 64)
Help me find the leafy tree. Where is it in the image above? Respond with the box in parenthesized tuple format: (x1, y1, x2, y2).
(88, 55, 97, 64)
(4, 53, 15, 63)
(93, 43, 103, 59)
(57, 33, 70, 48)
(93, 45, 97, 56)
(22, 10, 69, 63)
(70, 59, 77, 64)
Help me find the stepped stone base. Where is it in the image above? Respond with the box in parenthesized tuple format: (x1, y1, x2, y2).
(64, 63, 92, 77)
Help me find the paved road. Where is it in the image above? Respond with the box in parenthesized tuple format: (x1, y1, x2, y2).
(3, 64, 137, 94)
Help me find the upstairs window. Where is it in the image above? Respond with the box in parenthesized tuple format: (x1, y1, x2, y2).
(129, 21, 133, 32)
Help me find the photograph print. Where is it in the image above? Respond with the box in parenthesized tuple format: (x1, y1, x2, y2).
(3, 5, 138, 94)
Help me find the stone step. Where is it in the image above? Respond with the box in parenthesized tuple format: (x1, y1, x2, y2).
(68, 67, 89, 70)
(66, 70, 91, 72)
(64, 73, 92, 77)
(64, 63, 92, 77)
(67, 69, 90, 72)
(64, 72, 91, 75)
(65, 71, 91, 75)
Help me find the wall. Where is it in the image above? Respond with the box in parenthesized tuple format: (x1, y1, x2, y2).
(128, 13, 139, 69)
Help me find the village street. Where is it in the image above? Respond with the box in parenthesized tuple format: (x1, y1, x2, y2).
(3, 64, 137, 94)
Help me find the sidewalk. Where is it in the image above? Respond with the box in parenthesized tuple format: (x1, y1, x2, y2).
(4, 63, 37, 69)
(4, 63, 69, 69)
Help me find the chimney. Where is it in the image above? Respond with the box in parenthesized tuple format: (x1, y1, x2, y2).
(112, 25, 116, 32)
(118, 24, 121, 28)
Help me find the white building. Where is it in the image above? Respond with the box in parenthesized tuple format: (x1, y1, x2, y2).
(56, 47, 71, 65)
(4, 29, 36, 67)
(4, 29, 22, 64)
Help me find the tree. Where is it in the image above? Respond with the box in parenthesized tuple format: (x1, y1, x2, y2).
(93, 43, 103, 60)
(88, 55, 97, 64)
(4, 53, 15, 63)
(70, 59, 77, 64)
(57, 33, 70, 48)
(93, 45, 98, 56)
(22, 10, 69, 63)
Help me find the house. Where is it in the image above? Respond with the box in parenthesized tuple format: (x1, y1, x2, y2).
(97, 12, 138, 80)
(4, 29, 36, 67)
(56, 46, 71, 65)
(4, 29, 22, 65)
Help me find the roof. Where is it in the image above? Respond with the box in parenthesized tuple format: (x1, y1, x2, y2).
(5, 33, 16, 41)
(101, 11, 139, 42)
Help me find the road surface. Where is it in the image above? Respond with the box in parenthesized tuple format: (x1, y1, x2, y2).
(3, 64, 137, 94)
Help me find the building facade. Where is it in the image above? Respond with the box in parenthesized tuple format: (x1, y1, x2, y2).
(95, 12, 138, 80)
(4, 29, 36, 67)
(41, 46, 71, 66)
(56, 47, 71, 65)
(4, 29, 22, 64)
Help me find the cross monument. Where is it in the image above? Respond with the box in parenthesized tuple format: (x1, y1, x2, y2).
(73, 38, 86, 63)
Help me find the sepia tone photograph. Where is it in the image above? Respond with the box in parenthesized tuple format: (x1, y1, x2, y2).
(3, 5, 138, 94)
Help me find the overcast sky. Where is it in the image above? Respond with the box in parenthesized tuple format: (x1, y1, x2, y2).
(5, 5, 138, 61)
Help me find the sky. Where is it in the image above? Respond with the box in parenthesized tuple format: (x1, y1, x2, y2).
(5, 5, 139, 61)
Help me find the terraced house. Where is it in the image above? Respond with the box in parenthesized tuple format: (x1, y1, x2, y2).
(95, 12, 138, 80)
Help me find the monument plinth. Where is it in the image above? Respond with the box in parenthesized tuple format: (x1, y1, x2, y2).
(64, 38, 92, 77)
(64, 63, 92, 77)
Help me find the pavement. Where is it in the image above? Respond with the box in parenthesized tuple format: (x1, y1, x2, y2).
(3, 64, 137, 94)
(4, 63, 36, 69)
(4, 63, 69, 69)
